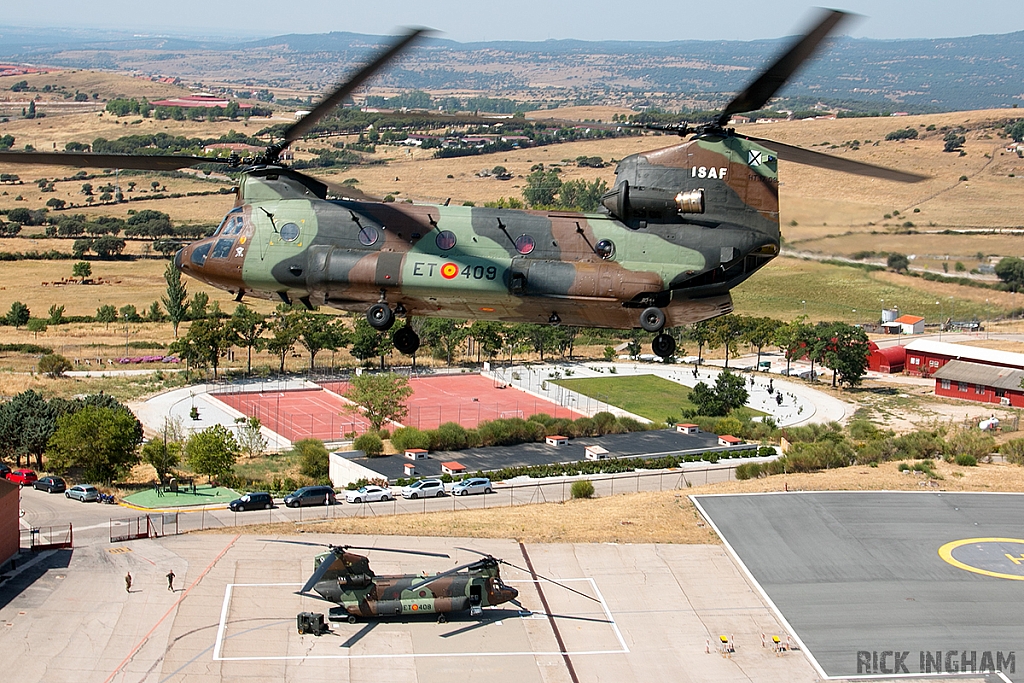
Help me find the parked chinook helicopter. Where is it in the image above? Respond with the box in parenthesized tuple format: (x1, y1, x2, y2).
(0, 11, 926, 359)
(283, 542, 561, 623)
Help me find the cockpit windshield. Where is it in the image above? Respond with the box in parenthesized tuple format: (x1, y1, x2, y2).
(215, 209, 244, 236)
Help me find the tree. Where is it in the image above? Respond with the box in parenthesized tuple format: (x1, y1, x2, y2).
(141, 438, 181, 482)
(943, 132, 966, 153)
(26, 318, 47, 339)
(689, 370, 749, 416)
(185, 424, 238, 482)
(228, 304, 266, 374)
(887, 253, 909, 272)
(422, 318, 467, 366)
(234, 416, 267, 460)
(265, 310, 300, 373)
(170, 317, 230, 378)
(188, 291, 209, 320)
(350, 317, 391, 367)
(119, 304, 141, 322)
(344, 373, 414, 432)
(1006, 120, 1024, 143)
(743, 316, 777, 370)
(0, 390, 69, 468)
(92, 236, 125, 258)
(296, 438, 329, 478)
(46, 197, 66, 210)
(145, 301, 164, 322)
(47, 304, 64, 325)
(6, 301, 29, 328)
(522, 169, 562, 207)
(995, 257, 1024, 292)
(468, 320, 504, 363)
(72, 260, 92, 280)
(295, 312, 347, 371)
(96, 304, 118, 329)
(709, 315, 745, 369)
(688, 320, 713, 367)
(818, 322, 871, 387)
(38, 353, 71, 378)
(45, 405, 143, 482)
(162, 262, 188, 337)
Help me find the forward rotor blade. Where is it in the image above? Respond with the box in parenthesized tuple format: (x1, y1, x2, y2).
(281, 28, 428, 148)
(744, 135, 929, 183)
(300, 549, 341, 594)
(344, 545, 449, 559)
(0, 150, 224, 171)
(717, 9, 848, 127)
(500, 560, 600, 603)
(407, 560, 480, 592)
(321, 180, 382, 202)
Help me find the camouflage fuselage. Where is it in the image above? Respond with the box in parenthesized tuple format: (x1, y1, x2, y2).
(176, 134, 779, 329)
(309, 551, 518, 618)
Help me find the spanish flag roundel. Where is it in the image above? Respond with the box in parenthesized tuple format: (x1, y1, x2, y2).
(440, 262, 459, 279)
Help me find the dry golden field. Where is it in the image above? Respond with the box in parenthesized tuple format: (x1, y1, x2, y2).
(227, 459, 1024, 545)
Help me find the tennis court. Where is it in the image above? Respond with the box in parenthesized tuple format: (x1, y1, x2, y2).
(321, 373, 582, 430)
(212, 387, 370, 443)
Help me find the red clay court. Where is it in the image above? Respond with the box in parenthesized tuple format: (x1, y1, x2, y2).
(212, 374, 581, 443)
(211, 387, 370, 444)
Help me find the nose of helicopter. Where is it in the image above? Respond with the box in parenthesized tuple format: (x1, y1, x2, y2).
(173, 248, 183, 271)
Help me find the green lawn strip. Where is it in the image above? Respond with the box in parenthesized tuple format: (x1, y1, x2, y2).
(123, 484, 240, 509)
(553, 374, 765, 423)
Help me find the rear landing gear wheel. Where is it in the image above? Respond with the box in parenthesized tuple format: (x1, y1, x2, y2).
(347, 615, 357, 624)
(393, 326, 420, 355)
(640, 306, 666, 333)
(367, 303, 395, 331)
(652, 333, 676, 359)
(437, 613, 447, 624)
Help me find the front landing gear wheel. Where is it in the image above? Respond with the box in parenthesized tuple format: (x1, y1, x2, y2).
(347, 615, 357, 624)
(393, 326, 420, 355)
(640, 306, 666, 333)
(367, 303, 395, 331)
(652, 333, 676, 358)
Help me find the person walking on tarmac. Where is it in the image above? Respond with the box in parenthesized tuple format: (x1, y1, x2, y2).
(166, 569, 175, 592)
(125, 572, 132, 593)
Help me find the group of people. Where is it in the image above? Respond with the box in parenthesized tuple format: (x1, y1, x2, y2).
(124, 570, 175, 593)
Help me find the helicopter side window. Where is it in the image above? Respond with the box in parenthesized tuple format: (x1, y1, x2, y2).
(358, 225, 379, 246)
(190, 243, 211, 266)
(280, 222, 300, 242)
(222, 217, 243, 236)
(514, 234, 535, 255)
(435, 230, 457, 251)
(211, 238, 234, 259)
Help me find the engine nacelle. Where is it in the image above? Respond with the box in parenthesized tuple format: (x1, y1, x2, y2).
(601, 180, 704, 223)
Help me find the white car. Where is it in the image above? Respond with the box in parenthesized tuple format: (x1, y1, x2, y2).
(400, 479, 445, 499)
(344, 485, 393, 504)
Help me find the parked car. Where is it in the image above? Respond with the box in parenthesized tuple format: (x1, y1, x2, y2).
(33, 476, 66, 494)
(66, 484, 99, 502)
(283, 485, 337, 508)
(8, 469, 38, 486)
(400, 479, 445, 499)
(228, 492, 273, 511)
(451, 477, 492, 496)
(344, 485, 393, 504)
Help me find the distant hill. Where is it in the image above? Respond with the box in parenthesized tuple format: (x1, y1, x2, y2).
(0, 26, 1021, 111)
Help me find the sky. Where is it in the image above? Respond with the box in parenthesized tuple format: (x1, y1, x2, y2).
(2, 1, 1023, 43)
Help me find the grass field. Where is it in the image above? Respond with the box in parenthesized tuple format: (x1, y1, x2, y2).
(551, 374, 695, 423)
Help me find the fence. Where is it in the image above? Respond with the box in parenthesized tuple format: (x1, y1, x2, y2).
(105, 463, 748, 539)
(22, 524, 73, 551)
(110, 514, 178, 543)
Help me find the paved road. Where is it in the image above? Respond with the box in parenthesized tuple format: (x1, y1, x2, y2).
(18, 459, 765, 546)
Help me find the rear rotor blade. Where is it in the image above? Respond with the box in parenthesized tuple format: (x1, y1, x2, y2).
(744, 135, 929, 183)
(281, 28, 428, 149)
(407, 560, 482, 592)
(717, 9, 848, 127)
(0, 150, 225, 171)
(500, 560, 600, 603)
(344, 545, 449, 559)
(300, 548, 341, 594)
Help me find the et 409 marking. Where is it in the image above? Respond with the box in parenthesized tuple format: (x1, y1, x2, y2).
(412, 261, 500, 281)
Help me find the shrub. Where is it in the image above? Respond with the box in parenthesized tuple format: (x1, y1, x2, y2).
(945, 428, 995, 461)
(570, 480, 594, 499)
(954, 454, 977, 467)
(432, 422, 468, 451)
(353, 432, 384, 457)
(296, 438, 330, 479)
(616, 416, 647, 433)
(1001, 438, 1024, 465)
(391, 426, 431, 452)
(38, 353, 72, 378)
(593, 411, 617, 434)
(735, 462, 762, 480)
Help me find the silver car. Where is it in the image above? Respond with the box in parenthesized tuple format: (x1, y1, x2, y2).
(400, 479, 445, 499)
(66, 484, 99, 502)
(451, 477, 492, 496)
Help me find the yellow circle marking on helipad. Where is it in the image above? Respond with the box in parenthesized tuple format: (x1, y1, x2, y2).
(938, 537, 1024, 580)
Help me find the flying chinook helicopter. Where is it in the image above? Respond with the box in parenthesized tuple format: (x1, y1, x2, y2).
(0, 12, 926, 360)
(286, 542, 527, 624)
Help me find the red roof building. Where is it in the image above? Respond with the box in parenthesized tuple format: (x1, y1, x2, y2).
(905, 340, 1024, 377)
(932, 360, 1024, 407)
(867, 342, 906, 373)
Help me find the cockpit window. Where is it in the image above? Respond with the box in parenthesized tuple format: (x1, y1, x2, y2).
(190, 243, 211, 266)
(222, 216, 244, 235)
(211, 238, 234, 259)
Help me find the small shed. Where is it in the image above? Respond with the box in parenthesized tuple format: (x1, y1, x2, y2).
(403, 462, 416, 477)
(585, 445, 609, 461)
(441, 461, 466, 476)
(867, 341, 906, 373)
(404, 448, 428, 460)
(676, 423, 699, 434)
(545, 435, 568, 446)
(718, 435, 743, 446)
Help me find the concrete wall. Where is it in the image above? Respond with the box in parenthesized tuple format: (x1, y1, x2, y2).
(0, 479, 20, 568)
(329, 452, 386, 488)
